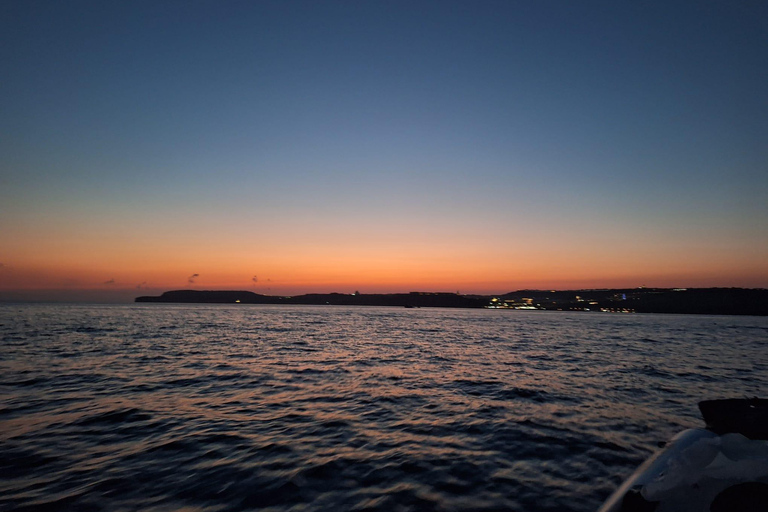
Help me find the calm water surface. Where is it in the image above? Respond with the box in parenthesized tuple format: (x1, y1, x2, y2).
(1, 304, 766, 511)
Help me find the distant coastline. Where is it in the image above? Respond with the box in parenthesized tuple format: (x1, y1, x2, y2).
(136, 288, 768, 316)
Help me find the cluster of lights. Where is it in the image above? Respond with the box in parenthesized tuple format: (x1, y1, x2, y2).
(486, 298, 539, 310)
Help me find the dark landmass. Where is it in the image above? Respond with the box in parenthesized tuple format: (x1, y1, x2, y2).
(136, 290, 485, 308)
(500, 288, 768, 316)
(136, 288, 768, 316)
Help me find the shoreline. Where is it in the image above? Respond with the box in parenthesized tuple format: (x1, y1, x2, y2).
(135, 288, 768, 316)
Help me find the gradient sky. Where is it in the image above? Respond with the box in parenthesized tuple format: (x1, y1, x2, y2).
(1, 0, 767, 301)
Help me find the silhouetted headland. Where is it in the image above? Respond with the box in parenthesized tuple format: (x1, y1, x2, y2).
(135, 288, 768, 315)
(135, 290, 485, 308)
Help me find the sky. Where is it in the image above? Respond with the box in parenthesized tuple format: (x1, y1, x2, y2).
(1, 0, 767, 302)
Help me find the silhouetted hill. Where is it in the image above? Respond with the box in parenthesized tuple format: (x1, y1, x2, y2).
(135, 290, 488, 308)
(136, 290, 283, 304)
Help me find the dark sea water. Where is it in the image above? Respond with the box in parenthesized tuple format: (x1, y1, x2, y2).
(1, 304, 766, 512)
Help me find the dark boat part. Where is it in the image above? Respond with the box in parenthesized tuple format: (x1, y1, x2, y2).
(699, 398, 768, 439)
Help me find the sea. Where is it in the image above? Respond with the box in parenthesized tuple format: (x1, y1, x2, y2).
(1, 304, 766, 512)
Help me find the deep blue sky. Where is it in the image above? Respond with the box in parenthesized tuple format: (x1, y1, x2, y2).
(1, 0, 766, 299)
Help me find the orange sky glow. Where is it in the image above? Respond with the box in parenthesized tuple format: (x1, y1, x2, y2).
(1, 1, 766, 303)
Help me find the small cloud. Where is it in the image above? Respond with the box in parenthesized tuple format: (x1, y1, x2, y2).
(104, 278, 115, 285)
(252, 275, 258, 284)
(188, 273, 199, 284)
(136, 281, 148, 290)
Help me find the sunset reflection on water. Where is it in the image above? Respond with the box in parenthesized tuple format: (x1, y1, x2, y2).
(1, 304, 766, 511)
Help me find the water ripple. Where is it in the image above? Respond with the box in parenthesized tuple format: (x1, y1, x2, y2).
(1, 304, 766, 511)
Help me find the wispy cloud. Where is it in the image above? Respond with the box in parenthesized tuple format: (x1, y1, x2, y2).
(104, 278, 115, 285)
(188, 273, 199, 284)
(136, 281, 148, 290)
